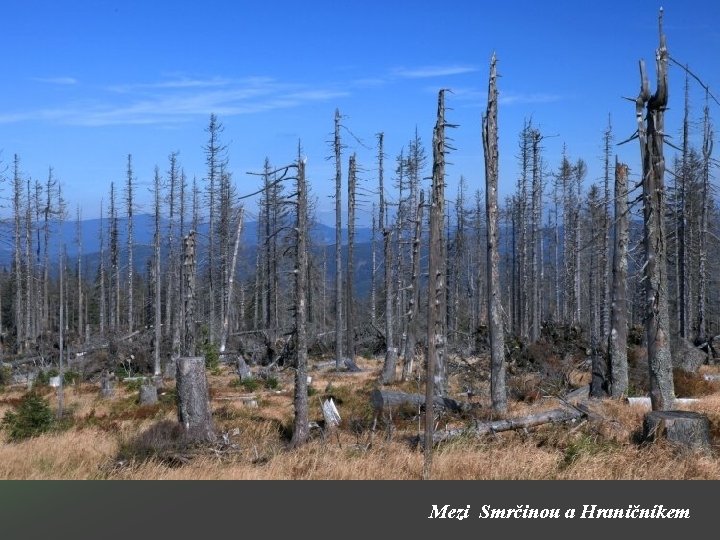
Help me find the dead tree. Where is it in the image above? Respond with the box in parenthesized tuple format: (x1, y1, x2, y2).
(333, 109, 344, 369)
(291, 157, 310, 448)
(125, 155, 135, 333)
(379, 133, 398, 384)
(424, 89, 450, 480)
(609, 160, 630, 397)
(183, 231, 197, 357)
(600, 117, 613, 338)
(13, 155, 23, 352)
(220, 208, 244, 354)
(109, 182, 120, 331)
(401, 190, 424, 381)
(482, 54, 507, 413)
(99, 199, 106, 335)
(153, 167, 162, 376)
(75, 206, 83, 342)
(346, 153, 357, 363)
(696, 97, 713, 344)
(635, 9, 674, 410)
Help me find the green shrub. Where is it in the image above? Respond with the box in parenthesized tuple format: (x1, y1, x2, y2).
(203, 342, 220, 372)
(36, 369, 59, 386)
(264, 376, 280, 390)
(0, 365, 12, 388)
(2, 392, 55, 441)
(63, 370, 81, 385)
(229, 377, 260, 391)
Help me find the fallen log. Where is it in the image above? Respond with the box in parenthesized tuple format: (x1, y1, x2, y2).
(371, 389, 472, 414)
(432, 407, 583, 444)
(627, 397, 700, 409)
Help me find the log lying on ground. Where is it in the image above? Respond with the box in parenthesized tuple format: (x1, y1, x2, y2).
(643, 410, 711, 453)
(432, 407, 583, 444)
(627, 397, 699, 409)
(371, 389, 472, 414)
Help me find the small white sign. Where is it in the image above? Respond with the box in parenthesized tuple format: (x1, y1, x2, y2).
(49, 376, 61, 388)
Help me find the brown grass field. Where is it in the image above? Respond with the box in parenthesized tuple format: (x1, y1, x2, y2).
(2, 355, 720, 480)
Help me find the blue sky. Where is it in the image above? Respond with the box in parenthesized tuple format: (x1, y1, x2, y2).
(1, 0, 718, 225)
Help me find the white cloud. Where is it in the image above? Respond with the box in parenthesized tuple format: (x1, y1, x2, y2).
(0, 77, 347, 126)
(392, 65, 477, 79)
(32, 76, 78, 85)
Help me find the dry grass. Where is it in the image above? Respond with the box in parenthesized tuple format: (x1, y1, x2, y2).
(2, 356, 720, 480)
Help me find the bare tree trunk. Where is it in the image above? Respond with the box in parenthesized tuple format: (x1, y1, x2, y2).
(153, 167, 162, 376)
(609, 160, 630, 397)
(76, 206, 83, 342)
(696, 97, 713, 344)
(346, 153, 357, 363)
(380, 223, 397, 384)
(636, 10, 674, 411)
(424, 89, 449, 480)
(220, 208, 244, 353)
(371, 204, 377, 327)
(601, 117, 613, 338)
(13, 156, 23, 353)
(676, 72, 690, 339)
(334, 109, 344, 369)
(530, 129, 543, 342)
(109, 182, 119, 332)
(57, 247, 65, 418)
(24, 179, 32, 348)
(376, 133, 393, 375)
(99, 199, 106, 336)
(183, 231, 197, 357)
(483, 54, 507, 414)
(126, 155, 134, 333)
(401, 190, 424, 381)
(291, 156, 309, 448)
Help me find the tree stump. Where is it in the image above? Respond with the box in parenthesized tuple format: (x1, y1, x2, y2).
(643, 410, 711, 453)
(176, 356, 216, 443)
(100, 370, 115, 399)
(236, 355, 252, 381)
(139, 382, 158, 405)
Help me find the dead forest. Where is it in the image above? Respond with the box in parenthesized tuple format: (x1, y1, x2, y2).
(2, 10, 720, 479)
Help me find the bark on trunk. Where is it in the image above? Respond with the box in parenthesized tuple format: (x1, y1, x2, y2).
(483, 54, 507, 414)
(609, 160, 630, 397)
(176, 356, 215, 442)
(636, 10, 674, 410)
(291, 157, 310, 448)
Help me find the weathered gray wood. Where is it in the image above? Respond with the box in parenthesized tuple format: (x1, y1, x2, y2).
(432, 407, 583, 444)
(609, 161, 630, 397)
(236, 355, 252, 381)
(100, 370, 115, 399)
(139, 382, 158, 405)
(372, 389, 471, 414)
(176, 356, 215, 442)
(483, 54, 507, 414)
(627, 397, 699, 408)
(636, 9, 674, 411)
(643, 410, 711, 452)
(291, 157, 310, 448)
(322, 398, 341, 431)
